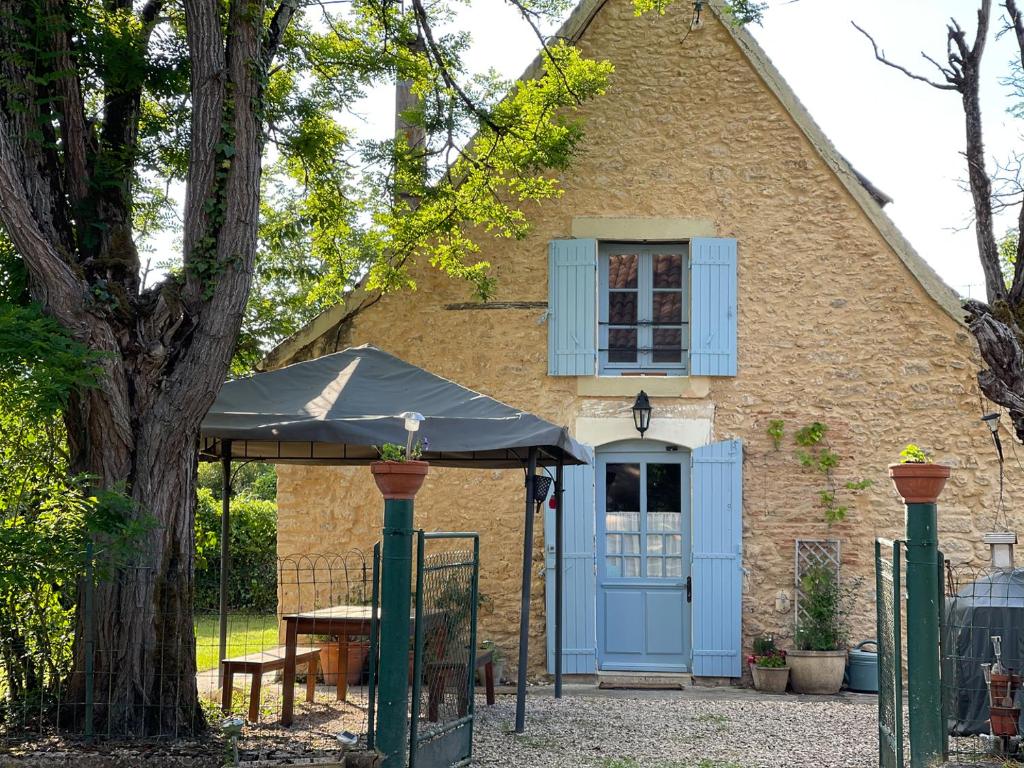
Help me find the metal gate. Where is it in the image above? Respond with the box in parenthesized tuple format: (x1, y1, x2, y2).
(409, 532, 480, 768)
(876, 538, 904, 768)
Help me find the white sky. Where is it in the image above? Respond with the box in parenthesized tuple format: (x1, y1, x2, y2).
(350, 0, 1023, 298)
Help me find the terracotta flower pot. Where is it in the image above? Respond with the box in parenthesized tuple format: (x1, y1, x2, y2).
(990, 705, 1020, 736)
(751, 664, 790, 694)
(346, 642, 370, 686)
(318, 642, 341, 686)
(787, 649, 847, 695)
(888, 463, 950, 504)
(370, 460, 429, 500)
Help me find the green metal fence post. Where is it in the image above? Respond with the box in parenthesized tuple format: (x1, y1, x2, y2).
(375, 496, 414, 767)
(905, 499, 942, 767)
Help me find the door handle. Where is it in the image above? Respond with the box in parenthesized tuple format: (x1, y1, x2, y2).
(686, 576, 692, 603)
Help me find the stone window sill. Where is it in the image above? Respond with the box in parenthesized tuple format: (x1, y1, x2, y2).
(576, 375, 710, 399)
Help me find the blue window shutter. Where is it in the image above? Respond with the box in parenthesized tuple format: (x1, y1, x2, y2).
(548, 239, 598, 376)
(691, 439, 743, 677)
(545, 462, 596, 674)
(690, 238, 737, 376)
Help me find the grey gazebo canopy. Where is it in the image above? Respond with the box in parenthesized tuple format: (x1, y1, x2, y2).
(199, 344, 589, 468)
(198, 344, 590, 731)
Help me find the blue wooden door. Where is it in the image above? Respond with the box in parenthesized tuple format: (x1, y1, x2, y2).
(544, 463, 597, 673)
(596, 444, 690, 672)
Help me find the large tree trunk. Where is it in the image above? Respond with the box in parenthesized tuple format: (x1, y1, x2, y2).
(65, 401, 204, 735)
(58, 300, 232, 735)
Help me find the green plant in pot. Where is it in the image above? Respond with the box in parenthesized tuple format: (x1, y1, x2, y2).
(370, 438, 429, 499)
(788, 564, 855, 694)
(748, 634, 789, 694)
(888, 443, 950, 504)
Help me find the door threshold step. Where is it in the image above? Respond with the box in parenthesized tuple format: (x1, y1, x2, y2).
(597, 672, 691, 690)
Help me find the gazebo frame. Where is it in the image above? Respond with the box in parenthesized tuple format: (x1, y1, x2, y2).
(199, 346, 591, 732)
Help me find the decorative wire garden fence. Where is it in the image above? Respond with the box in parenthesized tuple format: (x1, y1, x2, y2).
(942, 560, 1024, 763)
(1, 548, 379, 757)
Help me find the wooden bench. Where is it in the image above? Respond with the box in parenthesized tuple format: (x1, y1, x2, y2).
(221, 646, 320, 723)
(424, 649, 496, 722)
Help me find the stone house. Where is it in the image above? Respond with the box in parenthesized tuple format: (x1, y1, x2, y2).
(265, 0, 1013, 679)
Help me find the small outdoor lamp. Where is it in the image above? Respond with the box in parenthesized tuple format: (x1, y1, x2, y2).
(982, 412, 1004, 464)
(400, 411, 425, 458)
(632, 390, 652, 438)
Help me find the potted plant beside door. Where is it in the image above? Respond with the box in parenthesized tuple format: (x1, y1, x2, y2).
(788, 564, 855, 695)
(749, 634, 789, 694)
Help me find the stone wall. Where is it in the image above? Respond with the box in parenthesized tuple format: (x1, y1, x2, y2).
(275, 0, 1017, 674)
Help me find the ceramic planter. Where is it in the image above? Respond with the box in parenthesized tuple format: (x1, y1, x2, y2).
(888, 463, 950, 504)
(370, 460, 429, 499)
(751, 664, 790, 694)
(787, 649, 847, 695)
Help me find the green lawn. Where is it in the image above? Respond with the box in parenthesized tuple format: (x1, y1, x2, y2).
(194, 613, 280, 672)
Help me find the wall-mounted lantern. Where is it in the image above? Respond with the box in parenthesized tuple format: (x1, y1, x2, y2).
(632, 390, 652, 438)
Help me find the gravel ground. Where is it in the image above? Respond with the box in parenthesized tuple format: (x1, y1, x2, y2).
(472, 689, 879, 768)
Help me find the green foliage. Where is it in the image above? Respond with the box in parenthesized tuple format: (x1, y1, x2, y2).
(794, 421, 827, 447)
(899, 443, 929, 464)
(375, 439, 425, 462)
(999, 231, 1018, 289)
(194, 489, 278, 612)
(795, 564, 856, 652)
(196, 461, 277, 502)
(766, 419, 784, 450)
(752, 634, 777, 656)
(774, 418, 873, 525)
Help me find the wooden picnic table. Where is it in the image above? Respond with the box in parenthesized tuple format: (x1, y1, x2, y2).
(280, 605, 421, 726)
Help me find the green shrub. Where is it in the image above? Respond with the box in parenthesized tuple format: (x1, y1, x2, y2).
(195, 490, 278, 612)
(795, 564, 857, 651)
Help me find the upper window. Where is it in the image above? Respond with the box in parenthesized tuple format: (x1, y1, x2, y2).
(599, 242, 689, 375)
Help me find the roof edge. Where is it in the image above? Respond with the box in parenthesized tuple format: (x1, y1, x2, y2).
(713, 5, 963, 324)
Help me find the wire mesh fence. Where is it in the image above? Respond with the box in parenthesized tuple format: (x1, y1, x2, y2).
(943, 560, 1024, 763)
(409, 532, 480, 768)
(1, 548, 379, 757)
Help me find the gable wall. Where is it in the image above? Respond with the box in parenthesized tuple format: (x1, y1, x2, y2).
(276, 1, 1012, 674)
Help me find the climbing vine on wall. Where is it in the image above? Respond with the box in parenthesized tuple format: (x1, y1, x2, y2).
(768, 419, 872, 525)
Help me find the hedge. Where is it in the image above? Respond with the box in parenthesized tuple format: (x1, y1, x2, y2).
(195, 489, 277, 612)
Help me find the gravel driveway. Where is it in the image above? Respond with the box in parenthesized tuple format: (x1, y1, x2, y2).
(472, 687, 878, 768)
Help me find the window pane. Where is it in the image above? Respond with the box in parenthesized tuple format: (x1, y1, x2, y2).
(622, 557, 641, 577)
(653, 254, 683, 289)
(653, 292, 682, 323)
(647, 512, 680, 532)
(606, 534, 621, 554)
(652, 328, 682, 363)
(608, 254, 638, 289)
(665, 534, 682, 555)
(606, 512, 640, 532)
(665, 557, 683, 578)
(608, 328, 637, 363)
(647, 464, 681, 512)
(609, 292, 638, 324)
(622, 534, 641, 554)
(606, 464, 640, 512)
(648, 558, 663, 577)
(647, 534, 663, 554)
(606, 557, 622, 577)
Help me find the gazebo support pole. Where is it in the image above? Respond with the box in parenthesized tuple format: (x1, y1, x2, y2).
(515, 447, 538, 733)
(218, 440, 232, 688)
(554, 458, 564, 699)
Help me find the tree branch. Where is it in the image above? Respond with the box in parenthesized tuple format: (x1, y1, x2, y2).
(851, 22, 959, 90)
